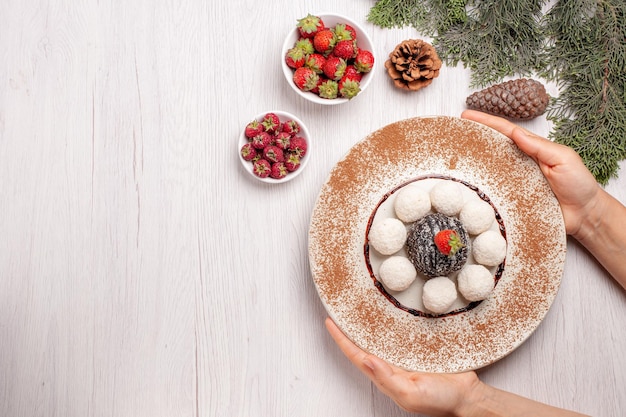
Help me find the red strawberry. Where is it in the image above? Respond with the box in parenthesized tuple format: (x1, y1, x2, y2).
(338, 76, 361, 99)
(270, 162, 288, 179)
(285, 153, 301, 172)
(285, 47, 306, 69)
(354, 49, 375, 73)
(345, 24, 357, 40)
(323, 56, 347, 80)
(334, 23, 355, 41)
(294, 38, 314, 55)
(253, 159, 271, 178)
(297, 14, 325, 39)
(240, 142, 257, 161)
(244, 119, 264, 138)
(333, 40, 357, 60)
(293, 66, 320, 91)
(434, 230, 465, 257)
(282, 119, 301, 136)
(318, 79, 339, 99)
(262, 145, 284, 163)
(305, 53, 326, 74)
(289, 136, 308, 158)
(251, 131, 271, 149)
(310, 76, 324, 94)
(313, 29, 336, 55)
(344, 65, 363, 82)
(261, 113, 281, 134)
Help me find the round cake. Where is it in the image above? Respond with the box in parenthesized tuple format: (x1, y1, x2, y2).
(406, 213, 470, 277)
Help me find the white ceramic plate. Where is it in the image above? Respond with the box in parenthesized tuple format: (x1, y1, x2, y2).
(308, 116, 566, 373)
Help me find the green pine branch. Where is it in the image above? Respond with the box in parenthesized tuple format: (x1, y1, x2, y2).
(542, 0, 626, 184)
(368, 0, 547, 88)
(367, 0, 626, 185)
(366, 0, 428, 30)
(435, 0, 547, 88)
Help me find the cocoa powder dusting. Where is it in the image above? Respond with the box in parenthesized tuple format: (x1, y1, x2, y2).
(308, 117, 566, 373)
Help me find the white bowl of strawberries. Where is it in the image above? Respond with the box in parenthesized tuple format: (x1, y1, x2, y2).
(282, 13, 376, 105)
(239, 111, 311, 183)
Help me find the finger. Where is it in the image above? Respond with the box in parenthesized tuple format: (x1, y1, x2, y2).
(510, 127, 573, 169)
(362, 354, 406, 396)
(325, 318, 373, 374)
(325, 319, 411, 398)
(460, 110, 560, 166)
(461, 110, 525, 138)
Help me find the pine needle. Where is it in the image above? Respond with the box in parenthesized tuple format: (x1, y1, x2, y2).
(367, 0, 626, 184)
(543, 0, 626, 184)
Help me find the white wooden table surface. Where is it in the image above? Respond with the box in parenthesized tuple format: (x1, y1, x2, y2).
(1, 1, 625, 416)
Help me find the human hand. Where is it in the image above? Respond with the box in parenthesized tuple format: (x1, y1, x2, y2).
(461, 110, 601, 239)
(325, 317, 480, 417)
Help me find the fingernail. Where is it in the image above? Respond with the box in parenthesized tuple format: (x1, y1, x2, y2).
(363, 359, 375, 372)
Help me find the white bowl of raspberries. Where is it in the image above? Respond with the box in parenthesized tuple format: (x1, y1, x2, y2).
(239, 111, 311, 183)
(282, 13, 376, 105)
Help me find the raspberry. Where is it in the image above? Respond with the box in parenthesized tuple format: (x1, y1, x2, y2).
(282, 119, 301, 136)
(251, 131, 271, 149)
(263, 145, 284, 163)
(261, 112, 281, 134)
(274, 132, 291, 150)
(241, 114, 308, 181)
(245, 119, 264, 138)
(253, 159, 271, 178)
(289, 136, 308, 158)
(285, 153, 301, 172)
(240, 142, 257, 161)
(270, 162, 288, 179)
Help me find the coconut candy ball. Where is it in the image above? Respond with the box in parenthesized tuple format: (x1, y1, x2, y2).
(430, 181, 464, 216)
(378, 256, 418, 291)
(422, 276, 457, 314)
(394, 184, 431, 223)
(459, 199, 495, 235)
(368, 217, 407, 255)
(472, 230, 507, 266)
(458, 264, 495, 301)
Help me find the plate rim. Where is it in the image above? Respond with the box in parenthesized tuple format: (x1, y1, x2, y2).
(308, 115, 566, 373)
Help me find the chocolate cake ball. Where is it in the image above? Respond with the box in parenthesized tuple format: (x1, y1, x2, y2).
(406, 213, 470, 278)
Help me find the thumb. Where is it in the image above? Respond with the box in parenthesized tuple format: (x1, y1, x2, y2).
(363, 354, 394, 379)
(510, 127, 564, 169)
(363, 355, 405, 397)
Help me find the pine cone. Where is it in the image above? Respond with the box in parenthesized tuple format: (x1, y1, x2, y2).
(385, 39, 442, 91)
(466, 79, 550, 120)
